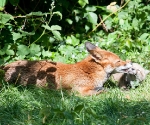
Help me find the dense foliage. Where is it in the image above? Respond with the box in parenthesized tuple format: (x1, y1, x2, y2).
(0, 0, 150, 66)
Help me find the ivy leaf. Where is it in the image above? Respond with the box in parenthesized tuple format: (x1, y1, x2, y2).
(139, 33, 149, 41)
(144, 45, 150, 51)
(17, 45, 30, 56)
(0, 50, 5, 55)
(85, 24, 90, 32)
(41, 24, 51, 31)
(14, 55, 26, 60)
(85, 6, 97, 12)
(119, 19, 124, 26)
(50, 25, 62, 31)
(66, 35, 80, 46)
(29, 44, 41, 56)
(78, 0, 89, 8)
(86, 12, 97, 24)
(125, 39, 132, 48)
(19, 31, 35, 36)
(132, 18, 139, 30)
(0, 13, 13, 24)
(66, 18, 73, 24)
(42, 50, 52, 57)
(52, 30, 62, 41)
(53, 11, 62, 20)
(105, 18, 113, 30)
(12, 32, 23, 41)
(42, 24, 62, 31)
(6, 50, 14, 55)
(1, 44, 12, 55)
(0, 0, 7, 10)
(118, 11, 128, 19)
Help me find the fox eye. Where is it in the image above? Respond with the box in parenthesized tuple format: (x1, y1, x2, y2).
(116, 60, 120, 63)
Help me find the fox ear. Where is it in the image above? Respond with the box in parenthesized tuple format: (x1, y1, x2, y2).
(85, 42, 102, 61)
(85, 42, 96, 51)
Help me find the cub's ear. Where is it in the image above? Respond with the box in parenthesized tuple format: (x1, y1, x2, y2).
(85, 42, 102, 62)
(146, 70, 150, 75)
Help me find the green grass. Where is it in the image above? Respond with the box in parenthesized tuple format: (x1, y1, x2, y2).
(0, 75, 150, 125)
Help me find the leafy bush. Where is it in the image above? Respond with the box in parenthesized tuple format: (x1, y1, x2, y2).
(0, 0, 149, 66)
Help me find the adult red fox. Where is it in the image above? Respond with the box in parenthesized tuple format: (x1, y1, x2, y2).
(2, 42, 132, 96)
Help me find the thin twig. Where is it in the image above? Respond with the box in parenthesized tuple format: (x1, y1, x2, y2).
(21, 18, 27, 30)
(98, 14, 108, 32)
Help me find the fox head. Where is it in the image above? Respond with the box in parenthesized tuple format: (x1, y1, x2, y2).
(85, 42, 132, 74)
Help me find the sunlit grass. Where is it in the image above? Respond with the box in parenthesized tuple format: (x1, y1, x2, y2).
(0, 75, 150, 125)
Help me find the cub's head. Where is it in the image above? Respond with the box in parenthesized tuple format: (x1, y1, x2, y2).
(85, 42, 132, 74)
(127, 63, 150, 81)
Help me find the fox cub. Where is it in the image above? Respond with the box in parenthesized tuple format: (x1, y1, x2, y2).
(2, 42, 132, 96)
(112, 63, 150, 89)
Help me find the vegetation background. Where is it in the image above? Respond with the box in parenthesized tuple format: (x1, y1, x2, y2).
(0, 0, 150, 124)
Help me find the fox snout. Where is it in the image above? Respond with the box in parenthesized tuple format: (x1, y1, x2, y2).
(113, 62, 132, 74)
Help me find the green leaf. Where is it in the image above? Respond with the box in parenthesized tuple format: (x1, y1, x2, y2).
(66, 35, 80, 46)
(139, 33, 149, 41)
(0, 13, 13, 24)
(14, 55, 26, 60)
(66, 36, 72, 45)
(74, 104, 84, 113)
(107, 32, 117, 43)
(41, 24, 51, 31)
(85, 24, 90, 32)
(144, 45, 150, 51)
(75, 15, 80, 22)
(86, 12, 97, 24)
(12, 32, 23, 41)
(51, 30, 62, 41)
(78, 0, 89, 8)
(29, 44, 41, 56)
(9, 0, 19, 6)
(119, 19, 124, 26)
(42, 24, 62, 31)
(85, 6, 97, 12)
(125, 39, 132, 48)
(66, 18, 73, 24)
(118, 11, 128, 19)
(17, 45, 30, 56)
(71, 35, 80, 46)
(0, 0, 7, 10)
(0, 43, 13, 56)
(42, 50, 52, 57)
(0, 50, 5, 55)
(6, 49, 14, 55)
(53, 11, 62, 20)
(19, 31, 35, 36)
(50, 25, 62, 31)
(132, 18, 139, 30)
(105, 18, 112, 30)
